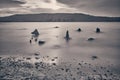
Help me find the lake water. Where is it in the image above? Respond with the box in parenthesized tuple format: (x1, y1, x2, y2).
(0, 22, 120, 66)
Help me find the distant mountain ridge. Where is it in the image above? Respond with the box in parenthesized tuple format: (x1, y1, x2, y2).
(0, 13, 120, 22)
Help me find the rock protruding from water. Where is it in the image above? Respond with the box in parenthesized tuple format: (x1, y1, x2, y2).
(31, 29, 39, 36)
(77, 28, 81, 32)
(96, 28, 101, 33)
(64, 30, 71, 40)
(38, 40, 45, 45)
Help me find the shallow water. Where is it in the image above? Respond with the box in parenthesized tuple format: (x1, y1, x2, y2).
(0, 22, 120, 67)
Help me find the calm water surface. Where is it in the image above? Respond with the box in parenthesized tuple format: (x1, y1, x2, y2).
(0, 22, 120, 66)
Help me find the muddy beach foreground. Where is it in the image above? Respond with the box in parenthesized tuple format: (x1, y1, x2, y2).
(0, 55, 120, 80)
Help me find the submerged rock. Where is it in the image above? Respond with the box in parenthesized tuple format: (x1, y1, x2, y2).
(91, 56, 98, 60)
(54, 26, 59, 28)
(88, 38, 95, 41)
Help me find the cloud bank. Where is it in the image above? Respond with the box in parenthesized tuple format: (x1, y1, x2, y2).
(0, 0, 120, 17)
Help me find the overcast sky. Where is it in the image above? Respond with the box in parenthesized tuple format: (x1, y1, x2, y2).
(0, 0, 120, 17)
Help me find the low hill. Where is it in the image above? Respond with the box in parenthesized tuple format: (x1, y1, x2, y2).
(0, 13, 120, 22)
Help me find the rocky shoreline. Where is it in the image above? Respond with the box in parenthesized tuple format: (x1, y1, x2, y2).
(0, 55, 120, 80)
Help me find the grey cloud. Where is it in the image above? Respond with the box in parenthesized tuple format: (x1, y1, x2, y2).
(0, 0, 25, 8)
(0, 0, 120, 17)
(44, 0, 51, 3)
(57, 0, 120, 9)
(30, 8, 54, 13)
(57, 0, 120, 16)
(30, 7, 77, 13)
